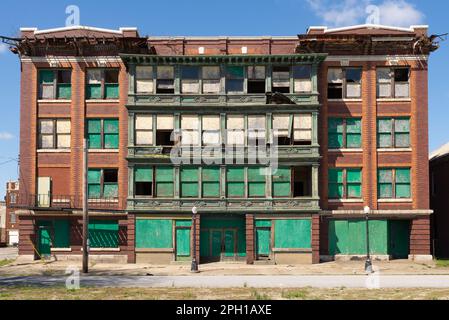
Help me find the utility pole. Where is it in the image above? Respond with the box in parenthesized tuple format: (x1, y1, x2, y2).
(82, 139, 89, 274)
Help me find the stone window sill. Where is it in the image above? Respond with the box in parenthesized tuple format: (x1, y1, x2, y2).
(377, 148, 412, 152)
(51, 248, 72, 252)
(378, 198, 412, 203)
(89, 149, 119, 153)
(38, 100, 71, 103)
(37, 149, 71, 153)
(328, 98, 362, 102)
(328, 199, 363, 203)
(81, 248, 121, 252)
(377, 98, 411, 102)
(86, 99, 120, 103)
(328, 148, 363, 153)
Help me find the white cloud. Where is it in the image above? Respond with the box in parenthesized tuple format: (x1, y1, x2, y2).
(0, 132, 14, 140)
(306, 0, 425, 27)
(0, 42, 8, 54)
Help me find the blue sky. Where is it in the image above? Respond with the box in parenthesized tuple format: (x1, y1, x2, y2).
(0, 0, 447, 197)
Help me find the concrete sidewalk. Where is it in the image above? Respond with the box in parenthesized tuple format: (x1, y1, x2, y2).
(2, 275, 449, 288)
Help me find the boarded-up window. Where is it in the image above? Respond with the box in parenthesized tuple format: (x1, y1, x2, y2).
(87, 119, 119, 149)
(345, 68, 362, 98)
(294, 114, 312, 145)
(135, 167, 153, 196)
(274, 220, 311, 249)
(395, 168, 411, 198)
(377, 118, 410, 148)
(202, 66, 221, 93)
(181, 66, 200, 94)
(327, 68, 343, 99)
(227, 115, 245, 146)
(202, 115, 221, 145)
(226, 66, 244, 93)
(156, 115, 174, 146)
(248, 66, 266, 94)
(135, 114, 153, 145)
(272, 114, 291, 140)
(227, 167, 245, 198)
(202, 167, 220, 198)
(377, 68, 392, 98)
(272, 66, 290, 93)
(38, 119, 71, 149)
(394, 69, 410, 98)
(181, 115, 200, 146)
(156, 66, 175, 94)
(329, 168, 362, 199)
(39, 70, 72, 100)
(181, 167, 199, 198)
(378, 169, 393, 199)
(86, 69, 119, 99)
(89, 220, 119, 248)
(136, 66, 154, 93)
(135, 219, 173, 249)
(155, 166, 174, 197)
(328, 168, 344, 199)
(272, 167, 291, 197)
(248, 115, 266, 146)
(248, 167, 266, 197)
(346, 169, 362, 198)
(377, 68, 410, 98)
(87, 169, 118, 199)
(378, 168, 411, 199)
(293, 65, 312, 93)
(328, 118, 361, 149)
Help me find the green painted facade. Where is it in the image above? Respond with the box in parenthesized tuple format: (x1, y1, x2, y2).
(89, 220, 119, 248)
(274, 219, 311, 249)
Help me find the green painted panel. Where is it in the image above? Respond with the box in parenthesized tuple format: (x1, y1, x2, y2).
(103, 184, 118, 198)
(329, 133, 343, 148)
(88, 134, 102, 149)
(368, 220, 389, 254)
(39, 70, 54, 84)
(389, 220, 410, 258)
(202, 167, 220, 181)
(176, 220, 192, 227)
(53, 220, 70, 248)
(135, 167, 153, 182)
(348, 220, 367, 254)
(88, 169, 101, 183)
(329, 220, 349, 255)
(104, 119, 119, 133)
(156, 167, 174, 197)
(135, 219, 173, 249)
(89, 220, 119, 248)
(346, 133, 361, 148)
(176, 228, 191, 257)
(227, 182, 245, 197)
(256, 228, 271, 255)
(227, 167, 244, 181)
(88, 184, 101, 198)
(226, 66, 244, 78)
(224, 230, 235, 257)
(156, 167, 174, 181)
(57, 84, 72, 99)
(200, 230, 210, 257)
(273, 167, 291, 197)
(38, 223, 52, 256)
(104, 134, 119, 149)
(86, 84, 102, 99)
(105, 84, 119, 99)
(201, 218, 246, 257)
(181, 168, 199, 198)
(88, 119, 102, 133)
(248, 182, 265, 197)
(211, 230, 222, 257)
(346, 119, 361, 148)
(202, 167, 220, 197)
(274, 219, 311, 249)
(255, 220, 272, 228)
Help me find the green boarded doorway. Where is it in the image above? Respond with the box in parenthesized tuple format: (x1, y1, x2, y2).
(389, 220, 410, 259)
(200, 217, 246, 262)
(38, 223, 52, 257)
(255, 220, 271, 260)
(175, 220, 192, 261)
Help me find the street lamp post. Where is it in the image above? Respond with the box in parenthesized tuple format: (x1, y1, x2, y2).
(364, 206, 373, 273)
(191, 206, 199, 273)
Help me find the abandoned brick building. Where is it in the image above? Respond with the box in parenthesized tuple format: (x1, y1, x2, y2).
(6, 24, 437, 264)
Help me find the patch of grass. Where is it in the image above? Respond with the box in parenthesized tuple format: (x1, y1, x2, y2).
(282, 289, 308, 300)
(250, 290, 271, 300)
(0, 260, 13, 267)
(436, 260, 449, 268)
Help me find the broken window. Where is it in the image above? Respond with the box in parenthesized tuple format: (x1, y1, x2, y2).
(272, 66, 290, 93)
(202, 66, 221, 94)
(202, 115, 221, 146)
(87, 119, 119, 149)
(135, 114, 153, 145)
(345, 68, 362, 98)
(86, 69, 119, 100)
(293, 114, 312, 145)
(181, 115, 200, 146)
(156, 115, 174, 146)
(327, 68, 362, 99)
(156, 66, 175, 94)
(328, 118, 362, 149)
(38, 119, 71, 149)
(293, 65, 312, 93)
(327, 68, 343, 99)
(247, 66, 266, 94)
(181, 66, 200, 94)
(88, 168, 118, 199)
(248, 115, 266, 146)
(202, 167, 220, 198)
(293, 167, 312, 197)
(377, 118, 410, 148)
(181, 167, 199, 198)
(136, 66, 154, 93)
(135, 167, 153, 197)
(272, 114, 292, 145)
(39, 70, 72, 100)
(226, 115, 245, 146)
(377, 67, 410, 98)
(378, 168, 410, 199)
(248, 167, 266, 198)
(226, 66, 244, 93)
(328, 168, 361, 199)
(227, 167, 245, 198)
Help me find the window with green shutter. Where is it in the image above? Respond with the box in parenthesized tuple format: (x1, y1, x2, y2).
(202, 167, 220, 198)
(87, 119, 119, 149)
(87, 169, 118, 199)
(328, 168, 344, 199)
(155, 166, 174, 197)
(346, 169, 362, 198)
(39, 70, 72, 100)
(181, 167, 199, 198)
(227, 167, 245, 198)
(135, 167, 153, 196)
(248, 167, 266, 197)
(377, 118, 410, 148)
(89, 220, 119, 248)
(272, 167, 291, 197)
(328, 118, 361, 149)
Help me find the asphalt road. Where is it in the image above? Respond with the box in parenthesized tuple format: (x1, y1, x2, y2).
(1, 275, 449, 288)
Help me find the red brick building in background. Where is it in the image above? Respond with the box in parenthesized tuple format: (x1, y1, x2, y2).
(2, 181, 20, 246)
(6, 24, 438, 264)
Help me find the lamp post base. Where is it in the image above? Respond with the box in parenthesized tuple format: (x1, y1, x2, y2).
(365, 258, 373, 274)
(191, 259, 199, 273)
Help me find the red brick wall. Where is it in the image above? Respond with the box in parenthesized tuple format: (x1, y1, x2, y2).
(246, 214, 255, 264)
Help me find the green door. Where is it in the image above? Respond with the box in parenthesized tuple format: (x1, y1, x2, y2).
(38, 227, 52, 256)
(389, 220, 410, 259)
(200, 230, 210, 258)
(176, 228, 191, 259)
(211, 230, 223, 258)
(256, 228, 271, 257)
(224, 230, 236, 257)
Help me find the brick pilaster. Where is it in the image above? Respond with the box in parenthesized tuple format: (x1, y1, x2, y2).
(410, 217, 431, 255)
(311, 215, 320, 264)
(245, 214, 255, 264)
(127, 213, 136, 263)
(192, 214, 201, 264)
